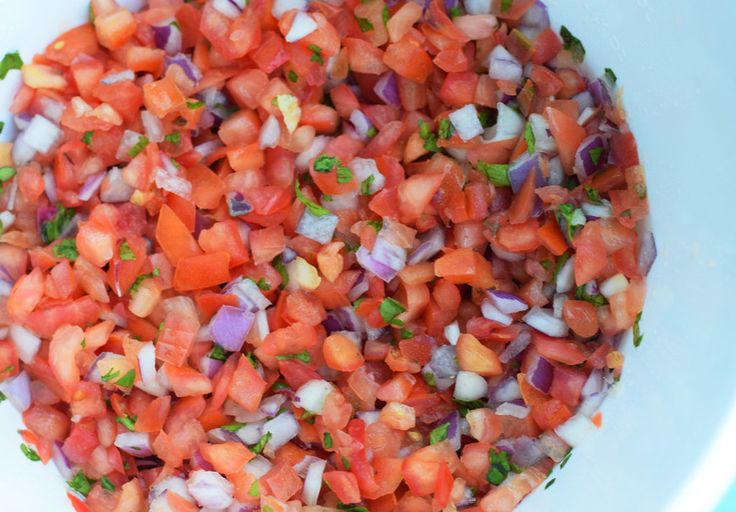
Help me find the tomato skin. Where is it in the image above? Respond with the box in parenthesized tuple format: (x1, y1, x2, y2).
(532, 331, 587, 365)
(573, 221, 608, 286)
(228, 355, 267, 412)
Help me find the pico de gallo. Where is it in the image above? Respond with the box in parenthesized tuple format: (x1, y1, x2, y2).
(0, 0, 656, 510)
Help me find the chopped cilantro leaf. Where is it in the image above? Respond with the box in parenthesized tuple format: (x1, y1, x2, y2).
(250, 432, 272, 454)
(438, 118, 454, 140)
(118, 240, 136, 261)
(0, 52, 23, 80)
(209, 345, 229, 362)
(52, 239, 78, 261)
(604, 68, 617, 85)
(323, 432, 333, 449)
(361, 175, 375, 195)
(575, 285, 608, 307)
(114, 369, 136, 388)
(524, 122, 536, 154)
(115, 414, 137, 431)
(308, 44, 323, 65)
(82, 130, 94, 146)
(67, 471, 93, 497)
(633, 312, 643, 347)
(272, 255, 289, 289)
(275, 350, 311, 363)
(356, 17, 374, 32)
(100, 476, 115, 491)
(127, 135, 149, 158)
(477, 162, 510, 187)
(295, 179, 332, 217)
(429, 422, 449, 445)
(501, 0, 513, 13)
(186, 99, 204, 109)
(248, 480, 259, 497)
(378, 297, 406, 326)
(20, 444, 40, 461)
(287, 70, 298, 83)
(101, 368, 121, 382)
(41, 205, 75, 245)
(560, 26, 585, 63)
(164, 131, 181, 145)
(486, 448, 511, 485)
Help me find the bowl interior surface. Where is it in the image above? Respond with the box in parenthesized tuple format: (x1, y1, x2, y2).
(0, 0, 734, 511)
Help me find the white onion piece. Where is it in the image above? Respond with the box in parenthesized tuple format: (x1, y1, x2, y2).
(444, 321, 460, 346)
(101, 69, 135, 84)
(116, 129, 145, 160)
(235, 421, 266, 445)
(578, 391, 607, 418)
(555, 255, 575, 293)
(577, 106, 598, 126)
(9, 324, 41, 364)
(599, 273, 629, 298)
(187, 470, 234, 509)
(449, 104, 483, 141)
(100, 167, 134, 203)
(302, 459, 327, 506)
(523, 307, 569, 337)
(0, 370, 31, 412)
(322, 191, 359, 211)
(260, 393, 287, 417)
(12, 136, 36, 166)
(481, 299, 513, 326)
(488, 45, 522, 83)
(136, 342, 168, 397)
(552, 293, 567, 319)
(492, 102, 525, 141)
(496, 402, 530, 419)
(528, 113, 557, 153)
(114, 432, 153, 457)
(51, 442, 74, 480)
(554, 414, 597, 447)
(78, 172, 105, 201)
(293, 455, 324, 478)
(356, 410, 381, 425)
(226, 277, 272, 311)
(296, 209, 339, 244)
(259, 115, 281, 149)
(245, 455, 272, 478)
(43, 170, 57, 203)
(349, 157, 385, 195)
(285, 11, 318, 42)
(141, 110, 164, 143)
(454, 371, 488, 401)
(23, 115, 62, 153)
(263, 412, 300, 453)
(581, 199, 614, 218)
(249, 309, 270, 344)
(295, 379, 334, 414)
(212, 0, 242, 18)
(272, 0, 307, 19)
(0, 280, 12, 296)
(295, 135, 329, 171)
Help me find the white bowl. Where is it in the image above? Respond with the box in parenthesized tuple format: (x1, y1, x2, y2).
(0, 0, 735, 511)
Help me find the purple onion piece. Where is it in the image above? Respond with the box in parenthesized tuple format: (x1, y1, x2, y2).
(573, 135, 608, 181)
(489, 376, 522, 405)
(588, 78, 612, 107)
(347, 271, 368, 302)
(487, 290, 529, 315)
(572, 90, 595, 113)
(0, 371, 31, 413)
(209, 305, 255, 352)
(114, 432, 153, 457)
(199, 355, 224, 379)
(227, 192, 252, 217)
(153, 25, 172, 50)
(510, 436, 546, 467)
(282, 247, 297, 264)
(532, 196, 544, 218)
(407, 226, 445, 265)
(495, 439, 515, 457)
(322, 307, 364, 334)
(638, 231, 657, 276)
(191, 450, 215, 471)
(526, 354, 553, 393)
(164, 53, 202, 83)
(374, 71, 400, 108)
(79, 172, 106, 201)
(36, 206, 58, 232)
(438, 410, 461, 451)
(509, 154, 544, 193)
(356, 235, 407, 283)
(51, 441, 74, 480)
(500, 330, 532, 364)
(584, 280, 599, 296)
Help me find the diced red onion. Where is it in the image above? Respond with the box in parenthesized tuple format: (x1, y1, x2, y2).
(153, 21, 182, 55)
(9, 324, 41, 364)
(574, 135, 608, 181)
(296, 209, 339, 244)
(187, 470, 234, 509)
(464, 0, 491, 15)
(213, 0, 242, 18)
(572, 90, 595, 113)
(101, 69, 135, 85)
(349, 157, 384, 194)
(488, 45, 522, 83)
(0, 279, 12, 297)
(449, 104, 483, 141)
(349, 111, 373, 141)
(373, 71, 400, 107)
(226, 191, 252, 217)
(429, 345, 459, 379)
(454, 371, 488, 401)
(262, 412, 299, 453)
(510, 436, 546, 467)
(42, 170, 57, 204)
(302, 459, 327, 506)
(578, 106, 598, 126)
(523, 307, 569, 337)
(496, 402, 530, 419)
(526, 353, 553, 393)
(194, 139, 223, 158)
(323, 307, 364, 334)
(554, 414, 597, 447)
(51, 441, 74, 480)
(116, 129, 144, 160)
(156, 156, 192, 198)
(272, 0, 307, 18)
(295, 379, 334, 414)
(491, 241, 525, 262)
(588, 78, 612, 107)
(225, 277, 272, 312)
(259, 394, 287, 418)
(141, 110, 164, 143)
(207, 427, 241, 444)
(481, 299, 513, 326)
(600, 273, 629, 298)
(487, 290, 529, 314)
(245, 456, 272, 479)
(14, 113, 32, 131)
(438, 411, 462, 451)
(136, 342, 168, 396)
(489, 376, 522, 404)
(209, 305, 255, 352)
(638, 230, 657, 276)
(538, 431, 570, 462)
(199, 355, 224, 379)
(259, 115, 281, 149)
(518, 0, 549, 40)
(555, 255, 575, 293)
(78, 172, 105, 201)
(528, 113, 556, 153)
(581, 369, 604, 398)
(114, 432, 153, 457)
(578, 391, 607, 418)
(0, 370, 31, 412)
(357, 235, 407, 283)
(100, 166, 134, 203)
(201, 87, 233, 120)
(509, 153, 544, 194)
(347, 272, 369, 302)
(23, 115, 62, 154)
(86, 352, 127, 384)
(322, 191, 359, 211)
(285, 11, 318, 42)
(408, 226, 445, 265)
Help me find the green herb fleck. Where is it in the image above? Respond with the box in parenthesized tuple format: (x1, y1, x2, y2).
(560, 26, 585, 63)
(0, 121, 4, 135)
(129, 268, 160, 294)
(295, 179, 332, 217)
(382, 5, 390, 24)
(308, 44, 323, 65)
(0, 52, 23, 80)
(337, 504, 368, 512)
(68, 471, 94, 497)
(82, 131, 94, 146)
(250, 432, 272, 454)
(248, 480, 259, 497)
(588, 147, 603, 167)
(423, 133, 440, 153)
(221, 422, 246, 432)
(323, 432, 333, 449)
(423, 371, 437, 387)
(524, 122, 536, 154)
(100, 476, 115, 491)
(556, 203, 586, 240)
(453, 398, 486, 416)
(186, 99, 204, 109)
(620, 209, 632, 218)
(477, 162, 510, 187)
(52, 239, 78, 261)
(486, 449, 512, 485)
(418, 120, 431, 139)
(287, 70, 298, 83)
(164, 131, 181, 145)
(314, 154, 340, 173)
(272, 255, 289, 289)
(118, 240, 136, 261)
(209, 344, 229, 362)
(448, 6, 462, 18)
(0, 391, 6, 402)
(400, 328, 413, 340)
(366, 126, 377, 138)
(553, 252, 571, 282)
(20, 444, 40, 462)
(115, 415, 137, 431)
(356, 17, 374, 32)
(336, 165, 353, 184)
(254, 277, 271, 291)
(429, 422, 450, 445)
(275, 350, 312, 363)
(584, 185, 601, 204)
(378, 297, 405, 326)
(438, 118, 454, 140)
(560, 449, 573, 469)
(114, 369, 136, 388)
(127, 135, 149, 158)
(41, 205, 75, 244)
(604, 68, 617, 85)
(366, 219, 383, 232)
(361, 175, 375, 195)
(575, 285, 608, 307)
(341, 455, 351, 470)
(545, 477, 557, 489)
(101, 368, 121, 382)
(633, 312, 643, 347)
(500, 0, 513, 13)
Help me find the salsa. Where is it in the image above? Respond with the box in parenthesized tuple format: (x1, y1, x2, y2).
(0, 0, 655, 511)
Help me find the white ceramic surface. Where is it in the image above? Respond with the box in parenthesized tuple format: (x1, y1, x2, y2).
(0, 1, 734, 511)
